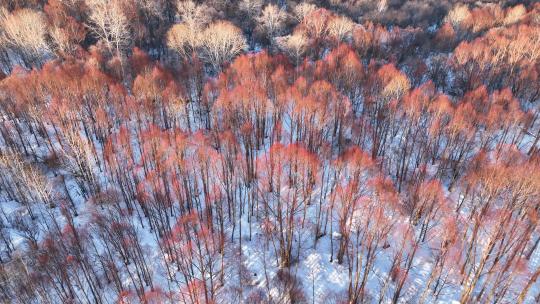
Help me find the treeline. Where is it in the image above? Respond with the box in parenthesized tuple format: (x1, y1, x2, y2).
(0, 1, 539, 304)
(0, 0, 537, 72)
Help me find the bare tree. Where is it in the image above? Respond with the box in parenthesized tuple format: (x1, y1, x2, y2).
(0, 153, 55, 218)
(0, 8, 51, 67)
(292, 2, 317, 23)
(167, 1, 215, 60)
(49, 25, 82, 57)
(137, 0, 167, 19)
(166, 23, 200, 59)
(175, 0, 213, 28)
(328, 15, 355, 43)
(60, 128, 102, 199)
(377, 0, 388, 13)
(199, 20, 247, 72)
(257, 4, 288, 40)
(445, 4, 471, 27)
(45, 0, 88, 57)
(238, 0, 263, 19)
(503, 4, 526, 25)
(275, 31, 308, 65)
(85, 0, 131, 56)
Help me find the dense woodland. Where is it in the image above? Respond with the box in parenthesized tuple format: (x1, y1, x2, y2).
(0, 0, 540, 303)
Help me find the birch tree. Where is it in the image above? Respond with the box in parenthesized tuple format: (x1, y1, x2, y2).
(85, 0, 131, 56)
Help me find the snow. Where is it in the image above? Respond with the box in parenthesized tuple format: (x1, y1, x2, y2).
(0, 29, 539, 303)
(3, 147, 539, 303)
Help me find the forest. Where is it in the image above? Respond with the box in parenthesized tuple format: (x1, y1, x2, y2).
(0, 0, 539, 303)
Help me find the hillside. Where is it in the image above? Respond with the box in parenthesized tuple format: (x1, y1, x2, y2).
(0, 1, 540, 303)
